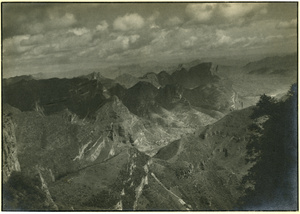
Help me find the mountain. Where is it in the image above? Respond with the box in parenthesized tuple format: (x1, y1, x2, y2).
(119, 62, 240, 116)
(116, 62, 220, 90)
(3, 75, 34, 87)
(108, 83, 127, 100)
(183, 82, 240, 112)
(122, 81, 160, 118)
(243, 53, 297, 77)
(81, 72, 116, 89)
(172, 62, 220, 89)
(1, 95, 253, 210)
(3, 77, 107, 118)
(139, 72, 160, 88)
(115, 73, 139, 88)
(157, 70, 173, 86)
(116, 72, 161, 89)
(2, 94, 211, 210)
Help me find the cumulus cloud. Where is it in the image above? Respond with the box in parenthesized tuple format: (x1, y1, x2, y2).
(97, 33, 141, 58)
(4, 35, 31, 56)
(185, 3, 268, 24)
(186, 3, 216, 23)
(165, 16, 183, 26)
(147, 11, 160, 29)
(276, 19, 297, 29)
(113, 13, 145, 31)
(20, 34, 44, 46)
(115, 34, 140, 49)
(68, 27, 89, 36)
(96, 20, 109, 31)
(219, 3, 266, 19)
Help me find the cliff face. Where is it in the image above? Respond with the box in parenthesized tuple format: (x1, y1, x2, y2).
(3, 106, 21, 183)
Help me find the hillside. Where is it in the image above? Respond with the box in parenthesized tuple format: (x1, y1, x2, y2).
(146, 107, 256, 210)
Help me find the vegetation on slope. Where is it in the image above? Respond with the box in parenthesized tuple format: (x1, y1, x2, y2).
(239, 84, 297, 210)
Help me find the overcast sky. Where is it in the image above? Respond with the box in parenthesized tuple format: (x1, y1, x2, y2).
(3, 2, 297, 78)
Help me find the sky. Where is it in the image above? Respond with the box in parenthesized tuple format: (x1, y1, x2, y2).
(2, 2, 298, 78)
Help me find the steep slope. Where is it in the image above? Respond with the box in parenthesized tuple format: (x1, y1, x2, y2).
(140, 107, 256, 210)
(2, 98, 147, 210)
(121, 81, 217, 135)
(2, 96, 196, 210)
(183, 82, 241, 112)
(157, 70, 173, 86)
(108, 83, 127, 100)
(139, 72, 160, 88)
(122, 81, 160, 118)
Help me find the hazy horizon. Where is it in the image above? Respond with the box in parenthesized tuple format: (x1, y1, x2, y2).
(3, 2, 297, 78)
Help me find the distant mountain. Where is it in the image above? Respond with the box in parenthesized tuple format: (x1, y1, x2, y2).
(139, 72, 160, 88)
(117, 62, 241, 117)
(81, 72, 116, 89)
(116, 62, 220, 89)
(171, 62, 220, 89)
(243, 53, 297, 77)
(3, 75, 34, 87)
(115, 73, 139, 88)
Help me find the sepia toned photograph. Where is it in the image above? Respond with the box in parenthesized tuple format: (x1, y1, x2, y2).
(2, 1, 298, 211)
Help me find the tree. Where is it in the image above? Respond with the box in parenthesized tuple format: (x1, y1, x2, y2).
(240, 84, 297, 210)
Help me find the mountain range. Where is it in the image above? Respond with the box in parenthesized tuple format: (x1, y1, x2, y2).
(2, 55, 297, 211)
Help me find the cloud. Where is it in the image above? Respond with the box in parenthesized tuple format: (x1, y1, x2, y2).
(147, 11, 160, 23)
(115, 34, 140, 50)
(276, 19, 297, 29)
(219, 3, 266, 19)
(25, 12, 77, 35)
(186, 3, 216, 23)
(216, 30, 232, 45)
(185, 3, 268, 25)
(96, 20, 109, 31)
(4, 35, 32, 56)
(182, 36, 197, 48)
(147, 11, 160, 29)
(165, 16, 183, 26)
(68, 27, 89, 36)
(20, 34, 44, 46)
(113, 13, 145, 31)
(96, 33, 141, 58)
